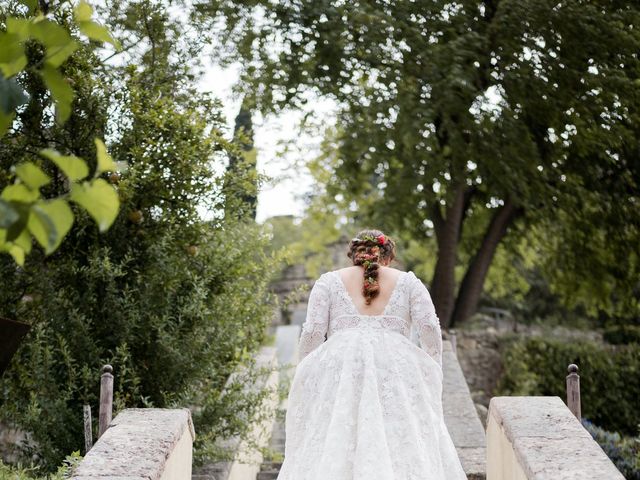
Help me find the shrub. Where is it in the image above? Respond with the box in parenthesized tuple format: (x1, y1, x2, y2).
(604, 325, 640, 346)
(0, 4, 283, 470)
(497, 336, 640, 435)
(0, 221, 281, 469)
(582, 419, 640, 480)
(0, 452, 82, 479)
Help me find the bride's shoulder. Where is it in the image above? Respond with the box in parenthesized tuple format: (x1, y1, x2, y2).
(382, 266, 406, 274)
(333, 266, 358, 273)
(382, 266, 416, 278)
(316, 269, 340, 284)
(394, 268, 419, 286)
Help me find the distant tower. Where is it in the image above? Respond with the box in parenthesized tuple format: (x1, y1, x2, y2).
(225, 97, 258, 220)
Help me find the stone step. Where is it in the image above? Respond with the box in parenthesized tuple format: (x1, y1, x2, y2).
(257, 460, 282, 480)
(260, 461, 283, 470)
(256, 472, 278, 480)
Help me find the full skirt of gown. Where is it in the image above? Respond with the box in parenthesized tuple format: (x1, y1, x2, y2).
(276, 326, 468, 480)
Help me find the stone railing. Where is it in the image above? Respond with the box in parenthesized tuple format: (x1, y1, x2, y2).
(442, 340, 487, 480)
(487, 396, 624, 480)
(72, 408, 195, 480)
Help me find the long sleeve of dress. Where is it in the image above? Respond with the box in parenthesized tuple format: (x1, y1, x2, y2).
(298, 274, 331, 361)
(409, 274, 443, 368)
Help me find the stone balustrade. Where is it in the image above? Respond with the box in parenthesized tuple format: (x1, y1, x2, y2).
(487, 396, 624, 480)
(442, 340, 487, 480)
(72, 408, 195, 480)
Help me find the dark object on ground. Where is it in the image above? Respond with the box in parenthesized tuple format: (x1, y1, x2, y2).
(0, 317, 30, 376)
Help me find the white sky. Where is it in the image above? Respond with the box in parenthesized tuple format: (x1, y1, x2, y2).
(198, 62, 337, 223)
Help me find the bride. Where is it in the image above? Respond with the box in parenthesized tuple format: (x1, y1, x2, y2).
(277, 229, 468, 480)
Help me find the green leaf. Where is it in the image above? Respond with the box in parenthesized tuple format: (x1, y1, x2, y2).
(79, 21, 121, 49)
(0, 221, 31, 265)
(0, 110, 15, 137)
(0, 226, 24, 265)
(28, 199, 74, 254)
(14, 162, 51, 190)
(6, 18, 31, 40)
(1, 184, 39, 202)
(74, 1, 93, 22)
(6, 244, 25, 266)
(0, 32, 27, 78)
(40, 149, 89, 181)
(0, 198, 19, 228)
(38, 66, 74, 122)
(13, 228, 32, 254)
(4, 201, 30, 242)
(30, 20, 78, 67)
(70, 179, 119, 232)
(94, 138, 117, 174)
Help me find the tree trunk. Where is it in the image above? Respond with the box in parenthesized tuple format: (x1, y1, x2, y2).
(450, 197, 522, 326)
(430, 183, 467, 328)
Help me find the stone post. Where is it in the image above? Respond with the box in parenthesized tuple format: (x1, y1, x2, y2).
(98, 365, 114, 438)
(566, 363, 581, 420)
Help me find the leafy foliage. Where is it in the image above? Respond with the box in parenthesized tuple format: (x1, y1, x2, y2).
(604, 325, 640, 346)
(0, 0, 282, 472)
(497, 336, 640, 435)
(582, 419, 640, 480)
(200, 0, 640, 324)
(0, 1, 121, 265)
(0, 451, 82, 479)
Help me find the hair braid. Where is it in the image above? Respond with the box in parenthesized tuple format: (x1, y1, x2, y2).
(347, 229, 396, 305)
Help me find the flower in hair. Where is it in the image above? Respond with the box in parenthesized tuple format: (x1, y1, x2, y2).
(353, 233, 387, 245)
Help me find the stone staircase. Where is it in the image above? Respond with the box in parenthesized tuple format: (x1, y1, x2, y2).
(256, 415, 285, 480)
(256, 461, 282, 480)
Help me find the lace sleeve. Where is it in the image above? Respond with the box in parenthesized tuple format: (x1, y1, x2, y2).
(409, 274, 443, 368)
(298, 274, 331, 360)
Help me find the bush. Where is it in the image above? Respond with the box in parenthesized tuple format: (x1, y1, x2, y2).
(0, 452, 82, 479)
(497, 337, 640, 435)
(604, 325, 640, 346)
(0, 4, 283, 470)
(582, 419, 640, 480)
(0, 222, 281, 469)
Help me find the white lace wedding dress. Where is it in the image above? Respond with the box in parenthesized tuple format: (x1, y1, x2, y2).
(277, 270, 467, 480)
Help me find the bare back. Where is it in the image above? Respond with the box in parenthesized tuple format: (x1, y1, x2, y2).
(337, 265, 404, 316)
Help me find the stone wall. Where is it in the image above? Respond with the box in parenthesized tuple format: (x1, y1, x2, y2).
(487, 396, 624, 480)
(453, 318, 604, 422)
(72, 408, 195, 480)
(441, 341, 487, 480)
(0, 423, 28, 464)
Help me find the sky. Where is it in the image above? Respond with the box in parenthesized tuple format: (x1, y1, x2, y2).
(198, 62, 336, 223)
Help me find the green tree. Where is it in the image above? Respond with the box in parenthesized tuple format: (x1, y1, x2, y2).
(225, 97, 259, 220)
(196, 0, 640, 326)
(1, 0, 280, 471)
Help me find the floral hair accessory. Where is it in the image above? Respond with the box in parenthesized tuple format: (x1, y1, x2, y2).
(353, 234, 386, 245)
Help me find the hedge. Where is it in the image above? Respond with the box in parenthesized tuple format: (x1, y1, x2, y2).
(497, 336, 640, 435)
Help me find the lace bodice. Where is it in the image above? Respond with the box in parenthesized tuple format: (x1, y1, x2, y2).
(298, 270, 443, 367)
